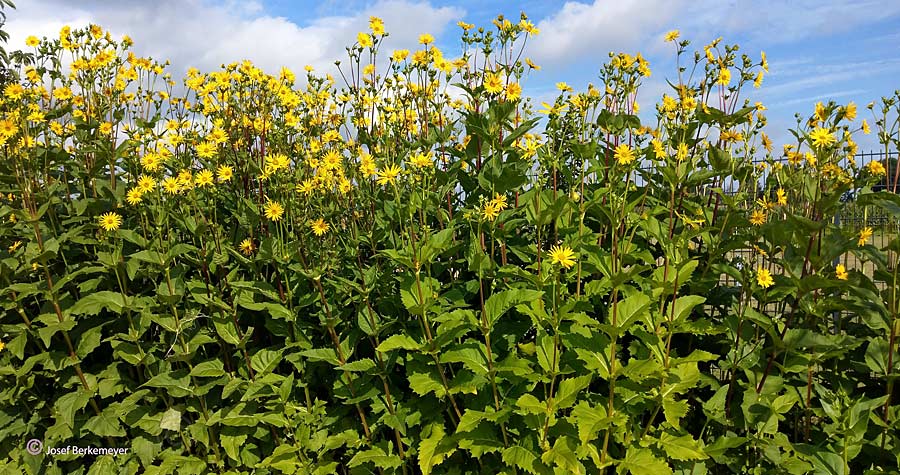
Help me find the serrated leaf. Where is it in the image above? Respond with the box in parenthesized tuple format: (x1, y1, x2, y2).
(484, 289, 543, 328)
(377, 334, 421, 352)
(617, 447, 672, 475)
(159, 408, 181, 431)
(418, 423, 456, 475)
(658, 432, 706, 461)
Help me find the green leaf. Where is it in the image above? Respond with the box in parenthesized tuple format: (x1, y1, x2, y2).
(657, 432, 706, 461)
(348, 446, 403, 470)
(70, 291, 125, 315)
(553, 375, 592, 410)
(84, 409, 126, 437)
(502, 446, 540, 474)
(418, 423, 456, 475)
(377, 334, 421, 352)
(516, 394, 546, 415)
(159, 408, 181, 431)
(408, 371, 447, 397)
(617, 447, 672, 475)
(251, 349, 283, 375)
(191, 360, 226, 378)
(440, 342, 489, 375)
(221, 431, 247, 462)
(484, 289, 543, 328)
(662, 398, 689, 430)
(671, 295, 706, 324)
(540, 436, 583, 475)
(76, 324, 105, 359)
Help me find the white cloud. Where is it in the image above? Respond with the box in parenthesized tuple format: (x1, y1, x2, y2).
(527, 0, 900, 69)
(4, 0, 463, 77)
(528, 0, 677, 68)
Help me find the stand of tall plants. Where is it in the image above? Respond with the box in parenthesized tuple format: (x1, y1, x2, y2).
(0, 17, 899, 475)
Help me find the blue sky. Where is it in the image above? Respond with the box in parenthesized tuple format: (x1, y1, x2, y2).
(8, 0, 900, 150)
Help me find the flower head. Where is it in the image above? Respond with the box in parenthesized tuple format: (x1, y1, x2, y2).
(377, 164, 402, 186)
(750, 209, 766, 226)
(756, 268, 774, 288)
(217, 165, 234, 182)
(482, 201, 500, 221)
(418, 33, 434, 45)
(239, 238, 255, 256)
(549, 245, 577, 269)
(614, 144, 635, 166)
(809, 127, 836, 148)
(195, 169, 214, 187)
(867, 160, 886, 176)
(310, 218, 330, 236)
(8, 240, 22, 253)
(126, 188, 143, 205)
(858, 227, 873, 246)
(98, 212, 123, 231)
(835, 264, 848, 280)
(664, 30, 680, 42)
(263, 200, 284, 221)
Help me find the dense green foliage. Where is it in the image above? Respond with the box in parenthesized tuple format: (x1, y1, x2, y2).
(1, 17, 900, 475)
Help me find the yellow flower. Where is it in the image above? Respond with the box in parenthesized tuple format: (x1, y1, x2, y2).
(310, 218, 330, 236)
(239, 238, 255, 256)
(716, 68, 731, 86)
(858, 227, 873, 246)
(814, 101, 827, 123)
(664, 30, 680, 42)
(525, 58, 540, 70)
(377, 164, 401, 186)
(99, 122, 113, 135)
(761, 133, 773, 153)
(556, 82, 572, 92)
(217, 165, 234, 182)
(482, 201, 500, 221)
(867, 160, 886, 176)
(409, 152, 433, 168)
(862, 119, 871, 135)
(126, 188, 143, 205)
(26, 36, 40, 47)
(392, 49, 410, 62)
(652, 139, 665, 158)
(614, 143, 635, 166)
(141, 153, 161, 172)
(809, 127, 836, 148)
(8, 240, 22, 253)
(4, 83, 25, 100)
(137, 175, 155, 193)
(776, 188, 787, 206)
(52, 87, 73, 101)
(843, 102, 857, 121)
(835, 264, 848, 280)
(676, 143, 689, 161)
(491, 193, 508, 211)
(756, 268, 774, 288)
(751, 71, 763, 88)
(750, 209, 766, 226)
(369, 16, 385, 36)
(195, 169, 214, 187)
(484, 72, 503, 94)
(418, 33, 434, 45)
(549, 245, 576, 269)
(162, 177, 180, 194)
(196, 141, 217, 158)
(357, 32, 373, 48)
(505, 82, 522, 101)
(263, 200, 285, 221)
(98, 212, 123, 231)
